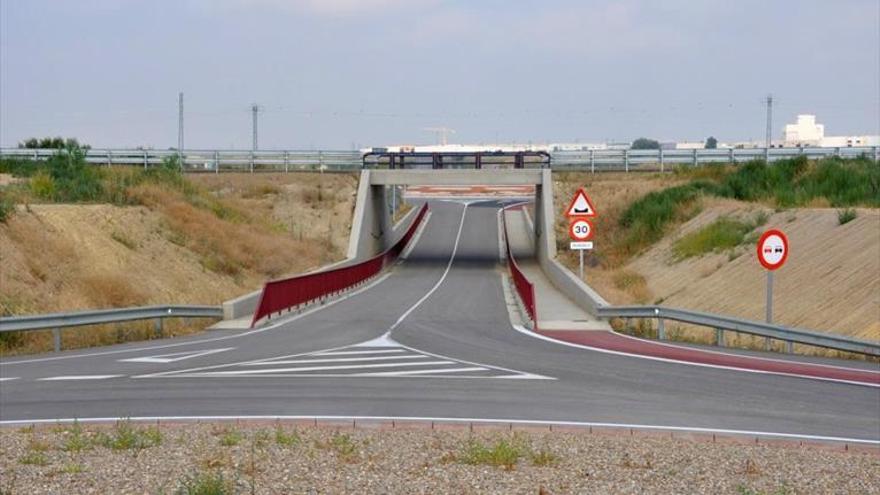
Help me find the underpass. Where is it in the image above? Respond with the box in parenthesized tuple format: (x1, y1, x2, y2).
(1, 192, 878, 444)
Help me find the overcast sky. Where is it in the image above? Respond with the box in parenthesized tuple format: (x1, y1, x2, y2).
(1, 0, 878, 149)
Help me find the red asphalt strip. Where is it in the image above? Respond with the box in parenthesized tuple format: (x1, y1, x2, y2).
(537, 330, 880, 386)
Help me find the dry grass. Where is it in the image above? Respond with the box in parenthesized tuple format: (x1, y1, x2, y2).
(0, 172, 358, 355)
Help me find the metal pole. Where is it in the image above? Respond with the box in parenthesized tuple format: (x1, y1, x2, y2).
(284, 151, 289, 173)
(657, 318, 665, 340)
(589, 149, 595, 173)
(659, 148, 664, 172)
(252, 103, 259, 151)
(143, 150, 148, 169)
(623, 149, 629, 172)
(765, 270, 774, 350)
(52, 328, 61, 352)
(154, 318, 163, 338)
(178, 92, 184, 170)
(692, 148, 698, 167)
(765, 94, 773, 148)
(214, 150, 220, 174)
(578, 249, 584, 280)
(715, 328, 724, 347)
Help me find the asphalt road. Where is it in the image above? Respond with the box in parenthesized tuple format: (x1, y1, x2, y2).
(1, 200, 878, 443)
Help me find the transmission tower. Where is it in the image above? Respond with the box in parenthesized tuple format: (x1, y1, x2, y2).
(765, 94, 773, 147)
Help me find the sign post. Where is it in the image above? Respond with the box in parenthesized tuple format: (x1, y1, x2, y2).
(566, 188, 598, 281)
(569, 219, 594, 279)
(756, 229, 789, 349)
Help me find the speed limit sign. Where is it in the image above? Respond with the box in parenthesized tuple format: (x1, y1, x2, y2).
(569, 219, 593, 241)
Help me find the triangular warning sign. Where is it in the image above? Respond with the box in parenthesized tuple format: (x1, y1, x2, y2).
(565, 188, 597, 218)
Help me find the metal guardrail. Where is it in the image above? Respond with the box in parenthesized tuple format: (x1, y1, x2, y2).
(0, 305, 223, 352)
(596, 305, 880, 357)
(2, 146, 877, 173)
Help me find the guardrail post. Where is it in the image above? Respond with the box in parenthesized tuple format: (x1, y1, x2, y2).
(728, 148, 734, 164)
(589, 150, 595, 173)
(623, 150, 629, 173)
(764, 337, 772, 351)
(143, 150, 148, 169)
(835, 146, 841, 158)
(659, 149, 664, 172)
(214, 150, 220, 174)
(107, 150, 113, 167)
(785, 340, 793, 354)
(715, 328, 724, 347)
(284, 151, 290, 173)
(52, 328, 61, 352)
(874, 145, 879, 163)
(764, 146, 770, 162)
(692, 148, 698, 167)
(657, 318, 665, 340)
(250, 151, 255, 173)
(153, 318, 163, 338)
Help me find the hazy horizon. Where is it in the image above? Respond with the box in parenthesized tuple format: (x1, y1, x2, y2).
(2, 0, 878, 149)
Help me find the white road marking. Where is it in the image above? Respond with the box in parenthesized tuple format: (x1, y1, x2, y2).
(185, 360, 455, 376)
(0, 377, 20, 382)
(38, 375, 122, 381)
(311, 349, 406, 356)
(118, 347, 235, 364)
(352, 367, 486, 377)
(1, 415, 875, 446)
(239, 355, 429, 365)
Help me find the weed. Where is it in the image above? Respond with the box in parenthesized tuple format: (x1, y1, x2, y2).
(18, 451, 49, 466)
(0, 193, 16, 223)
(218, 427, 243, 447)
(274, 426, 300, 447)
(174, 470, 234, 495)
(837, 208, 857, 225)
(253, 429, 271, 448)
(458, 435, 530, 470)
(61, 462, 85, 474)
(529, 447, 559, 467)
(95, 420, 161, 450)
(61, 420, 91, 452)
(329, 433, 358, 460)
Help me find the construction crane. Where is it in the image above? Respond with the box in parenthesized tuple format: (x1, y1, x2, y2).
(423, 127, 456, 146)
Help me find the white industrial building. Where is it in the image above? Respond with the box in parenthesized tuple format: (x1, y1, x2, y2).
(782, 114, 879, 148)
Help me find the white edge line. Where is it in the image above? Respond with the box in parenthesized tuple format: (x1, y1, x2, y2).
(239, 355, 429, 365)
(511, 324, 879, 388)
(0, 415, 875, 445)
(0, 377, 20, 382)
(184, 360, 454, 375)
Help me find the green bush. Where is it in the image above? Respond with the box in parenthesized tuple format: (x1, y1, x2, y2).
(837, 208, 857, 225)
(672, 216, 755, 260)
(0, 194, 15, 223)
(29, 171, 56, 199)
(619, 181, 716, 254)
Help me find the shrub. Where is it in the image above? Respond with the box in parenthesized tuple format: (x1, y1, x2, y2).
(672, 217, 755, 260)
(0, 194, 14, 223)
(458, 435, 530, 470)
(837, 208, 857, 225)
(29, 171, 56, 199)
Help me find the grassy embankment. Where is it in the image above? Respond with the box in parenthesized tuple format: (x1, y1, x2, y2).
(0, 148, 357, 355)
(555, 156, 879, 353)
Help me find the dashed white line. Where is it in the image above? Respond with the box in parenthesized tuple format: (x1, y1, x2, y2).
(352, 367, 486, 377)
(0, 377, 20, 382)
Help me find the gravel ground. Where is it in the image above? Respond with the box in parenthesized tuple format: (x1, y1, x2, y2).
(1, 422, 878, 494)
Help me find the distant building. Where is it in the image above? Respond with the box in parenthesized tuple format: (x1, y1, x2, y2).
(782, 114, 878, 148)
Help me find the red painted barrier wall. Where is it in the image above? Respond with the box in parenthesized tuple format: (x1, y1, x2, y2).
(502, 205, 538, 327)
(251, 204, 428, 327)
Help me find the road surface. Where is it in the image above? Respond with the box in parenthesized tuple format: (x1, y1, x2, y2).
(1, 200, 878, 444)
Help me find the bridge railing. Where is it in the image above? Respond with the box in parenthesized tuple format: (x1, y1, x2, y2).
(3, 146, 876, 173)
(249, 204, 429, 327)
(0, 305, 223, 353)
(501, 205, 538, 327)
